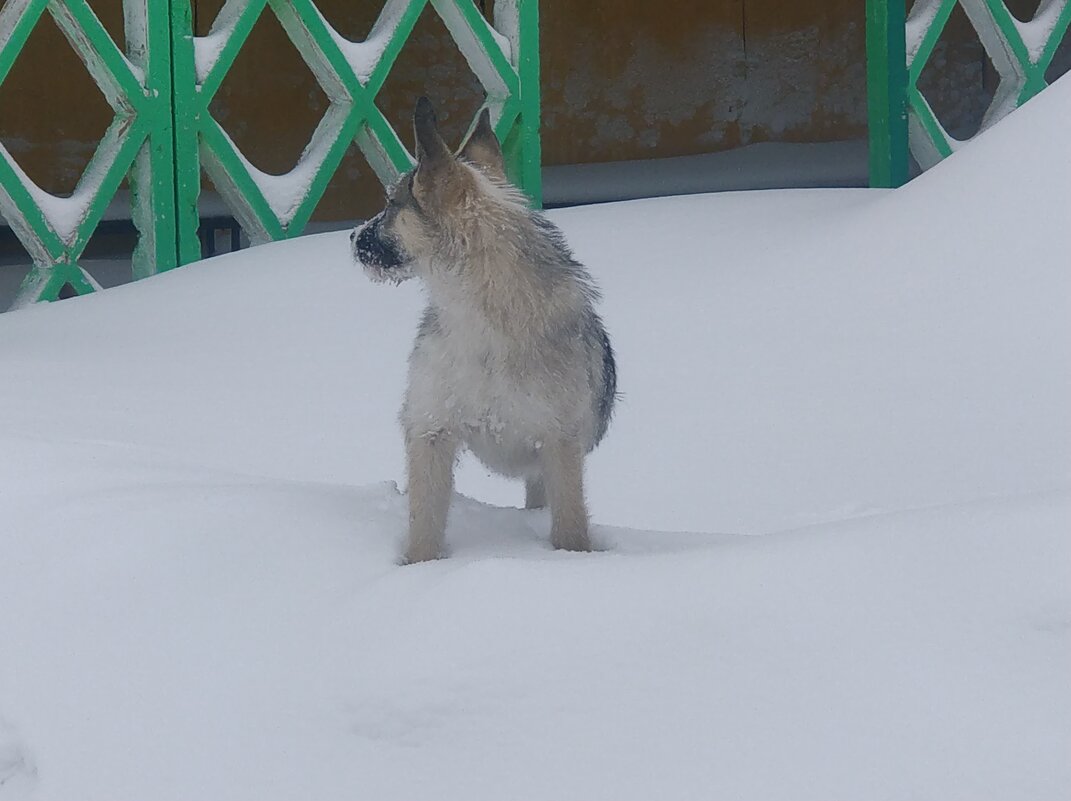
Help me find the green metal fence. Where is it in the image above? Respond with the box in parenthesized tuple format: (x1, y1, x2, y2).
(0, 0, 541, 308)
(0, 0, 178, 306)
(868, 0, 1071, 187)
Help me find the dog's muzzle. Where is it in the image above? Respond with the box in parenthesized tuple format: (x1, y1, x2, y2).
(352, 214, 412, 284)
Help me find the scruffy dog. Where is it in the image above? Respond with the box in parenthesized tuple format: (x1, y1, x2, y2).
(352, 97, 616, 563)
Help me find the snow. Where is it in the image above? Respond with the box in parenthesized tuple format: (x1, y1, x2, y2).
(906, 0, 945, 64)
(1, 77, 1069, 800)
(223, 129, 325, 227)
(327, 2, 511, 87)
(543, 139, 872, 206)
(481, 15, 513, 62)
(329, 3, 407, 83)
(0, 143, 96, 244)
(193, 29, 229, 84)
(1015, 0, 1069, 62)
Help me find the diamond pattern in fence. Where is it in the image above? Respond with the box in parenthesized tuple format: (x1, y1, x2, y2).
(170, 0, 541, 259)
(906, 0, 1071, 168)
(0, 0, 540, 308)
(0, 0, 177, 308)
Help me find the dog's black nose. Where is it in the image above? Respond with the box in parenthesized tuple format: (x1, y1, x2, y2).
(350, 229, 356, 243)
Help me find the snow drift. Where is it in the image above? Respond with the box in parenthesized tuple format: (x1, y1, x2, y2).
(0, 78, 1068, 800)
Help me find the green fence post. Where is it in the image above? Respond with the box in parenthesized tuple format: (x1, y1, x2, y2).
(128, 0, 181, 280)
(167, 0, 205, 265)
(493, 0, 541, 206)
(866, 0, 909, 188)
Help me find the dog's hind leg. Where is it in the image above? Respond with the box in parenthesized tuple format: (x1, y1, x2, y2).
(542, 439, 591, 552)
(404, 428, 458, 563)
(524, 475, 546, 509)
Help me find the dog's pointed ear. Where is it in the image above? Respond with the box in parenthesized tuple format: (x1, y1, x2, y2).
(413, 97, 450, 166)
(458, 108, 505, 178)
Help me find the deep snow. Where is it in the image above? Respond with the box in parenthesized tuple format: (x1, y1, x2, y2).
(0, 78, 1068, 801)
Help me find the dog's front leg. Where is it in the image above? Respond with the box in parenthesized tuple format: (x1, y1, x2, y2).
(542, 439, 591, 552)
(404, 428, 458, 563)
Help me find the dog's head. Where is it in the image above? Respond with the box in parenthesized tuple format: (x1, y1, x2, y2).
(351, 97, 507, 284)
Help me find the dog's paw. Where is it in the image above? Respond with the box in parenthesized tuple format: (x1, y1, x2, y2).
(551, 532, 592, 552)
(400, 545, 444, 565)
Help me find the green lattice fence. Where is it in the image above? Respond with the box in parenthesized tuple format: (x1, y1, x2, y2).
(868, 0, 1071, 186)
(0, 0, 177, 307)
(0, 0, 540, 308)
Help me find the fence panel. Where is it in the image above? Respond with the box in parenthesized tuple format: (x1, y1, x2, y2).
(867, 0, 1070, 185)
(0, 0, 541, 308)
(0, 0, 177, 307)
(169, 0, 541, 257)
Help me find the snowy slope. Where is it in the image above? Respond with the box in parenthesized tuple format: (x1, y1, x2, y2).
(0, 79, 1069, 800)
(1, 450, 1066, 801)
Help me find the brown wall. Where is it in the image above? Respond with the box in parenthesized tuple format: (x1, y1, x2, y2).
(0, 3, 123, 197)
(1, 0, 1065, 223)
(540, 0, 868, 164)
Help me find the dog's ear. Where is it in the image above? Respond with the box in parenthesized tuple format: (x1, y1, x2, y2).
(458, 108, 505, 178)
(413, 97, 450, 166)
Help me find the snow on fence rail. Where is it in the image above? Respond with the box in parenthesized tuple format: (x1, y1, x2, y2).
(0, 0, 540, 308)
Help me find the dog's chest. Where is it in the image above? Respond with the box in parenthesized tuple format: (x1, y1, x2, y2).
(411, 320, 552, 438)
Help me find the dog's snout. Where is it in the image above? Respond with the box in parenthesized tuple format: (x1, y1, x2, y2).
(354, 219, 379, 256)
(353, 213, 408, 277)
(350, 229, 356, 244)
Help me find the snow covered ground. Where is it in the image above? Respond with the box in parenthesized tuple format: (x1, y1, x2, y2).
(542, 138, 872, 206)
(1, 78, 1069, 799)
(2, 139, 871, 308)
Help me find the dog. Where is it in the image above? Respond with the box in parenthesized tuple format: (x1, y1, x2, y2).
(352, 97, 616, 563)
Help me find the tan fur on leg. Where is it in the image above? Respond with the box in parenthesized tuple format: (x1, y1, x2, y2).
(542, 440, 591, 552)
(404, 429, 458, 563)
